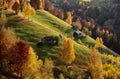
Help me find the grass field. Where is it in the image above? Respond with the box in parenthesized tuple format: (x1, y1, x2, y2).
(5, 10, 118, 68)
(5, 11, 91, 66)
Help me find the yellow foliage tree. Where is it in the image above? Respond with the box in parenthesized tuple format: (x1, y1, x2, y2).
(3, 0, 8, 9)
(65, 11, 72, 25)
(62, 38, 75, 64)
(59, 73, 64, 79)
(0, 10, 7, 26)
(40, 58, 54, 79)
(23, 2, 36, 17)
(94, 37, 103, 49)
(22, 47, 42, 79)
(39, 0, 45, 10)
(90, 48, 103, 79)
(72, 18, 82, 30)
(7, 0, 16, 9)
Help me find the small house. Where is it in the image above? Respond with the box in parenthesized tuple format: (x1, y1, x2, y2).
(73, 30, 82, 37)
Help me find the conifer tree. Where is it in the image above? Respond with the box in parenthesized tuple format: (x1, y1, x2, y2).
(62, 38, 75, 64)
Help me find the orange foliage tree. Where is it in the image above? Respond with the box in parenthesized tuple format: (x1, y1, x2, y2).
(9, 41, 29, 76)
(62, 38, 75, 64)
(65, 11, 72, 25)
(0, 27, 17, 73)
(12, 0, 20, 14)
(39, 0, 45, 10)
(90, 48, 103, 79)
(0, 27, 41, 78)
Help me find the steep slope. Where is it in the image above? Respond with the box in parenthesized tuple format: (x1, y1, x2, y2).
(6, 11, 91, 66)
(3, 10, 119, 79)
(6, 10, 118, 67)
(30, 10, 119, 56)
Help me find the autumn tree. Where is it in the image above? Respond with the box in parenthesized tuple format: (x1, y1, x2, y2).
(9, 40, 29, 76)
(6, 0, 15, 9)
(59, 73, 65, 79)
(82, 27, 92, 36)
(23, 1, 36, 18)
(0, 27, 42, 78)
(62, 38, 75, 64)
(12, 0, 20, 14)
(94, 37, 103, 49)
(2, 0, 8, 9)
(0, 10, 7, 26)
(58, 9, 64, 20)
(72, 18, 82, 30)
(0, 27, 17, 73)
(39, 0, 45, 10)
(22, 46, 41, 79)
(65, 11, 72, 25)
(0, 0, 2, 7)
(90, 48, 103, 79)
(40, 58, 54, 79)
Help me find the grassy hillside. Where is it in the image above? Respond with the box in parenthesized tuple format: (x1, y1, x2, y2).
(1, 10, 119, 79)
(6, 11, 91, 67)
(5, 10, 118, 67)
(30, 10, 118, 56)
